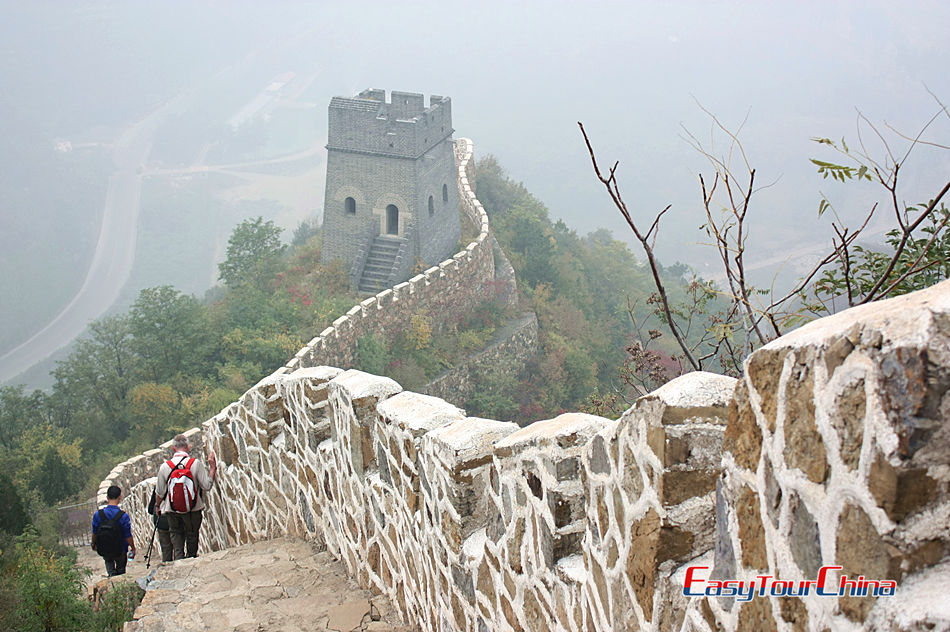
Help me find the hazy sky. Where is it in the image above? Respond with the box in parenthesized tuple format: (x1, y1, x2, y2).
(375, 1, 950, 269)
(5, 1, 948, 257)
(1, 0, 948, 381)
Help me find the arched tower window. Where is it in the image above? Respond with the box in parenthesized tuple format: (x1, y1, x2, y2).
(344, 197, 356, 214)
(442, 184, 449, 203)
(428, 195, 435, 216)
(386, 204, 399, 235)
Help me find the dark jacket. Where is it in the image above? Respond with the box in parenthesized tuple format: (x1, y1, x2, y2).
(147, 492, 169, 530)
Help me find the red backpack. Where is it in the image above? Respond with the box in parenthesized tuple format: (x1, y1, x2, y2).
(166, 456, 198, 512)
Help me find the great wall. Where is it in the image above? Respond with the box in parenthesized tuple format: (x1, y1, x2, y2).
(100, 136, 950, 631)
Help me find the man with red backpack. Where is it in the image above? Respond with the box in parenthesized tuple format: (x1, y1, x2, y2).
(155, 434, 217, 560)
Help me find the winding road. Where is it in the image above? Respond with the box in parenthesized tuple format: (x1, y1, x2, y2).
(0, 103, 172, 384)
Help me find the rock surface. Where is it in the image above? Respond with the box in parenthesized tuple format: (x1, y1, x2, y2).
(124, 537, 412, 632)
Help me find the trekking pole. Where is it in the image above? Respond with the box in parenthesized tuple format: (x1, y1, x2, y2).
(144, 519, 158, 569)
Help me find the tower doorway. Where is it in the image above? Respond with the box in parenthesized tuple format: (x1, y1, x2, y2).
(386, 204, 399, 235)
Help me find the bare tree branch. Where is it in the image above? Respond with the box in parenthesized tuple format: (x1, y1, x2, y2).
(579, 121, 701, 371)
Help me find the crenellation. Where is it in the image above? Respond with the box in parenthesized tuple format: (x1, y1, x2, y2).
(376, 288, 394, 309)
(392, 281, 410, 299)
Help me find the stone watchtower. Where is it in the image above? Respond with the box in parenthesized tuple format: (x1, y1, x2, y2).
(321, 89, 461, 293)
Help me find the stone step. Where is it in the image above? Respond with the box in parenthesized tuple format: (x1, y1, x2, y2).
(369, 240, 401, 251)
(358, 236, 404, 292)
(362, 263, 395, 274)
(358, 280, 389, 293)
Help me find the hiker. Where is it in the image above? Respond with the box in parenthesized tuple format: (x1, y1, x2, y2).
(91, 485, 136, 576)
(155, 434, 217, 560)
(147, 490, 172, 563)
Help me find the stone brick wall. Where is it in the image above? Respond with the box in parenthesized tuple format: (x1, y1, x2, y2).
(422, 311, 538, 409)
(685, 280, 950, 632)
(99, 148, 950, 632)
(322, 90, 460, 284)
(108, 364, 735, 631)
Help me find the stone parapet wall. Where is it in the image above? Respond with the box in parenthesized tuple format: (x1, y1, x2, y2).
(685, 279, 950, 632)
(297, 137, 496, 371)
(423, 311, 538, 408)
(103, 361, 733, 630)
(191, 365, 733, 631)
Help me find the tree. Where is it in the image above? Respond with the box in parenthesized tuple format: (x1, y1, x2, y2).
(18, 427, 83, 506)
(129, 286, 213, 382)
(292, 216, 321, 247)
(218, 216, 286, 290)
(579, 97, 950, 375)
(802, 124, 950, 312)
(127, 382, 182, 446)
(492, 202, 559, 289)
(51, 315, 137, 446)
(0, 386, 49, 451)
(0, 471, 30, 535)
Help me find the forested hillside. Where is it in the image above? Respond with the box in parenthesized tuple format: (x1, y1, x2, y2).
(467, 157, 702, 421)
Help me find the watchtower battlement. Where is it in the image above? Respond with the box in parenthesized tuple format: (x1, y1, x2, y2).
(327, 89, 453, 159)
(322, 88, 461, 292)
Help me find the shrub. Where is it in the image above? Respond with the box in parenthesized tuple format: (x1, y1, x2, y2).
(92, 581, 144, 632)
(2, 529, 90, 632)
(356, 335, 390, 375)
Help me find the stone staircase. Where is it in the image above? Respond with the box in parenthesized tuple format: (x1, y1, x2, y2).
(357, 236, 404, 294)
